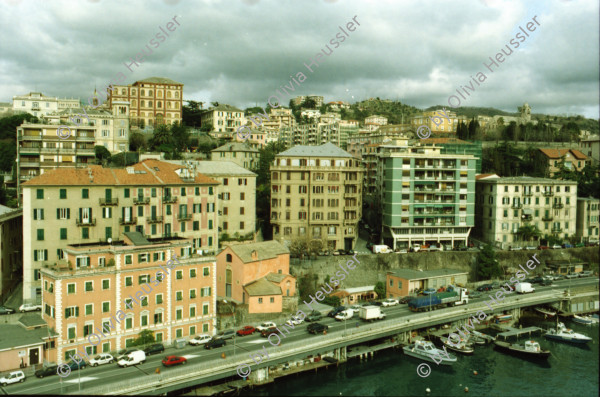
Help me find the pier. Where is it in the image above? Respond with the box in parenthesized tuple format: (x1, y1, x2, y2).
(492, 324, 544, 340)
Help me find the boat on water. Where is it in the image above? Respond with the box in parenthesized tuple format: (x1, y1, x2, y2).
(573, 314, 599, 325)
(443, 338, 475, 354)
(403, 340, 457, 365)
(545, 322, 592, 344)
(493, 340, 551, 360)
(494, 314, 513, 323)
(469, 335, 487, 345)
(472, 330, 496, 343)
(535, 307, 557, 317)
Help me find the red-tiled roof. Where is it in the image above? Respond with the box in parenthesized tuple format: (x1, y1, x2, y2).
(476, 173, 498, 180)
(22, 159, 219, 186)
(538, 148, 588, 160)
(420, 138, 469, 144)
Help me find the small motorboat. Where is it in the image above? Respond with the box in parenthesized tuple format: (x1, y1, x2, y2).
(403, 340, 457, 365)
(545, 322, 592, 344)
(494, 340, 551, 360)
(535, 307, 556, 317)
(443, 338, 475, 354)
(472, 330, 496, 343)
(494, 314, 513, 323)
(573, 314, 597, 325)
(469, 335, 487, 345)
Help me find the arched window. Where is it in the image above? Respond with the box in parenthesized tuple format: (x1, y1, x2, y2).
(226, 254, 232, 263)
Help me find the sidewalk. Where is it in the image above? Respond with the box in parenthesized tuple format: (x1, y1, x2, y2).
(2, 281, 22, 309)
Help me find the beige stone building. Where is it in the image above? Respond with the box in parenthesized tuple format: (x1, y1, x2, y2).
(200, 104, 245, 133)
(537, 149, 589, 177)
(166, 160, 256, 238)
(411, 109, 458, 134)
(108, 77, 183, 127)
(41, 232, 216, 363)
(270, 142, 364, 251)
(364, 115, 388, 126)
(21, 159, 219, 304)
(576, 197, 599, 243)
(12, 92, 80, 118)
(475, 175, 578, 249)
(0, 205, 22, 302)
(211, 142, 260, 170)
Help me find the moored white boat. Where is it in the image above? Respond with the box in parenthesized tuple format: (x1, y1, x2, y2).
(403, 340, 457, 365)
(545, 322, 592, 344)
(573, 314, 596, 325)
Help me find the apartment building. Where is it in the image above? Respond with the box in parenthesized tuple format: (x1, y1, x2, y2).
(537, 149, 588, 177)
(579, 135, 599, 166)
(21, 159, 219, 304)
(279, 121, 356, 149)
(292, 95, 324, 108)
(12, 92, 80, 118)
(200, 104, 245, 133)
(377, 144, 476, 249)
(41, 232, 216, 363)
(475, 175, 578, 249)
(0, 205, 22, 302)
(166, 160, 257, 238)
(270, 142, 364, 251)
(364, 115, 388, 126)
(108, 77, 183, 127)
(411, 109, 458, 134)
(576, 197, 599, 243)
(420, 137, 483, 173)
(216, 240, 295, 314)
(210, 143, 260, 170)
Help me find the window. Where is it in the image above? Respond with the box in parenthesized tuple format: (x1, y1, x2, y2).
(103, 302, 110, 313)
(176, 308, 183, 320)
(138, 274, 150, 284)
(226, 254, 232, 263)
(60, 228, 67, 240)
(176, 291, 183, 301)
(203, 304, 209, 315)
(258, 298, 263, 304)
(176, 270, 183, 280)
(190, 307, 196, 317)
(125, 317, 133, 330)
(156, 294, 163, 304)
(141, 313, 148, 327)
(85, 304, 93, 315)
(203, 267, 210, 276)
(240, 193, 245, 200)
(33, 208, 44, 220)
(125, 276, 133, 286)
(85, 281, 93, 292)
(37, 229, 44, 241)
(67, 283, 75, 294)
(209, 220, 213, 229)
(82, 227, 89, 239)
(193, 221, 199, 230)
(36, 189, 44, 199)
(82, 189, 89, 199)
(190, 289, 197, 299)
(190, 269, 196, 278)
(60, 189, 67, 199)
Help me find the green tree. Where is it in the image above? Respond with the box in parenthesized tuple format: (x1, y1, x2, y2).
(374, 281, 386, 299)
(182, 100, 204, 127)
(516, 224, 542, 243)
(0, 141, 16, 172)
(298, 273, 318, 302)
(132, 330, 155, 346)
(94, 145, 111, 163)
(0, 113, 39, 140)
(129, 132, 146, 152)
(200, 124, 212, 133)
(476, 244, 502, 281)
(322, 296, 341, 307)
(149, 124, 172, 149)
(171, 122, 190, 152)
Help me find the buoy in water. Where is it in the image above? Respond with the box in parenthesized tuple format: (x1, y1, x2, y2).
(426, 388, 431, 393)
(465, 387, 469, 392)
(473, 370, 478, 375)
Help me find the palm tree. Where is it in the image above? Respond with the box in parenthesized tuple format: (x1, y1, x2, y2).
(516, 224, 542, 244)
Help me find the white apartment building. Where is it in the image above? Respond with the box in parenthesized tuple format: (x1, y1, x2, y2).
(12, 92, 80, 118)
(365, 115, 388, 126)
(475, 175, 578, 249)
(579, 135, 599, 166)
(200, 104, 245, 133)
(576, 197, 599, 243)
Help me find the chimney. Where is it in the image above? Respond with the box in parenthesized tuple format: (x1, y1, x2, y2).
(251, 250, 258, 260)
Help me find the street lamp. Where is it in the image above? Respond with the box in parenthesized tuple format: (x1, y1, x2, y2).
(223, 300, 236, 355)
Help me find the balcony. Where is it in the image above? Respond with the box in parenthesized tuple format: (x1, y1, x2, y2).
(134, 197, 150, 205)
(147, 216, 164, 224)
(178, 213, 192, 221)
(551, 226, 563, 233)
(76, 218, 96, 226)
(511, 203, 522, 209)
(553, 203, 564, 209)
(543, 191, 554, 197)
(162, 195, 177, 204)
(521, 214, 533, 221)
(523, 191, 533, 196)
(119, 217, 137, 225)
(542, 215, 554, 221)
(99, 198, 119, 206)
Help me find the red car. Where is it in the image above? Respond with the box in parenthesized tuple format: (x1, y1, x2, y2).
(161, 356, 187, 367)
(237, 326, 256, 336)
(538, 245, 549, 250)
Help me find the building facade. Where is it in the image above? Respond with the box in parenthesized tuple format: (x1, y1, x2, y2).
(0, 206, 22, 303)
(537, 149, 588, 177)
(210, 143, 260, 170)
(200, 104, 245, 133)
(41, 233, 216, 363)
(378, 144, 476, 249)
(411, 109, 458, 134)
(270, 142, 364, 251)
(21, 159, 219, 304)
(579, 135, 599, 166)
(108, 77, 183, 127)
(475, 175, 578, 249)
(12, 92, 80, 118)
(386, 269, 468, 298)
(576, 197, 599, 243)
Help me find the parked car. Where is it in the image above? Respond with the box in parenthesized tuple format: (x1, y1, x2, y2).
(307, 322, 329, 335)
(35, 365, 58, 378)
(236, 326, 256, 336)
(335, 249, 346, 256)
(256, 322, 277, 332)
(0, 306, 15, 315)
(551, 244, 562, 249)
(525, 246, 537, 250)
(285, 315, 304, 326)
(0, 371, 25, 386)
(260, 327, 278, 337)
(67, 359, 87, 370)
(399, 296, 412, 304)
(538, 245, 549, 250)
(216, 329, 236, 340)
(566, 273, 579, 279)
(162, 356, 187, 367)
(205, 338, 227, 349)
(116, 349, 137, 361)
(318, 250, 330, 256)
(89, 353, 114, 367)
(382, 298, 399, 307)
(422, 288, 436, 295)
(509, 246, 523, 251)
(562, 243, 574, 249)
(366, 242, 374, 251)
(429, 245, 442, 252)
(554, 274, 566, 280)
(539, 279, 553, 286)
(327, 306, 347, 318)
(369, 301, 383, 306)
(189, 334, 212, 345)
(19, 303, 42, 312)
(477, 284, 493, 292)
(579, 271, 594, 277)
(117, 350, 146, 367)
(144, 343, 165, 356)
(411, 245, 421, 252)
(305, 311, 322, 322)
(395, 248, 408, 254)
(346, 249, 355, 256)
(468, 291, 482, 299)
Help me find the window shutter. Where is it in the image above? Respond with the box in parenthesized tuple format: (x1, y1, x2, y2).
(65, 308, 69, 318)
(34, 250, 38, 261)
(208, 287, 211, 296)
(41, 209, 44, 220)
(75, 306, 79, 317)
(34, 209, 38, 220)
(79, 208, 82, 221)
(67, 208, 70, 219)
(44, 250, 48, 260)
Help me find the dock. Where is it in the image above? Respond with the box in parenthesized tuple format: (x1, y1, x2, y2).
(347, 340, 400, 358)
(492, 325, 544, 340)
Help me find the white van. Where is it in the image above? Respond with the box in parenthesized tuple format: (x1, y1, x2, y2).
(117, 350, 146, 367)
(335, 309, 354, 321)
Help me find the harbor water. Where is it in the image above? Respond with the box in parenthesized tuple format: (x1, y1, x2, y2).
(241, 318, 599, 397)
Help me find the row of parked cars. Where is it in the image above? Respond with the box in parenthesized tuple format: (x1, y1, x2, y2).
(0, 303, 43, 316)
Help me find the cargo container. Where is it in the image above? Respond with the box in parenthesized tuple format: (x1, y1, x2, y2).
(408, 286, 469, 311)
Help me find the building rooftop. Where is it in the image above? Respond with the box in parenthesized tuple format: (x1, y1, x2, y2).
(204, 103, 243, 113)
(0, 204, 19, 217)
(341, 285, 376, 294)
(538, 148, 587, 160)
(164, 160, 256, 176)
(265, 272, 288, 283)
(277, 142, 353, 158)
(388, 269, 468, 280)
(211, 142, 259, 153)
(22, 159, 219, 187)
(124, 231, 151, 246)
(136, 77, 183, 85)
(244, 277, 282, 296)
(225, 240, 289, 263)
(476, 175, 577, 185)
(0, 323, 54, 351)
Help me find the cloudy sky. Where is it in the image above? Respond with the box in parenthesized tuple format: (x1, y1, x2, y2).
(1, 0, 598, 118)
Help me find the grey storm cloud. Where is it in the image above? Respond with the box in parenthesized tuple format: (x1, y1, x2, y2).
(0, 0, 597, 118)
